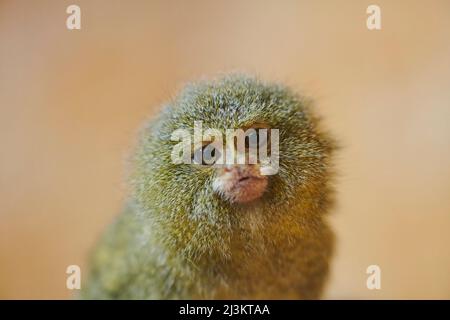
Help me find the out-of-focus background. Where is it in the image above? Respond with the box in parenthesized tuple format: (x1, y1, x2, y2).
(1, 0, 449, 299)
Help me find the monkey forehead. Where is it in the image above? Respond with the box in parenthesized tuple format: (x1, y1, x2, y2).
(160, 76, 310, 131)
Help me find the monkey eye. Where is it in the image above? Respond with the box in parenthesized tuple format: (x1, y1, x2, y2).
(258, 128, 271, 150)
(245, 128, 271, 151)
(191, 143, 222, 166)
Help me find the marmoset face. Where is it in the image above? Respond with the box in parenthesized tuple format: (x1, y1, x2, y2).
(169, 120, 277, 204)
(198, 125, 272, 204)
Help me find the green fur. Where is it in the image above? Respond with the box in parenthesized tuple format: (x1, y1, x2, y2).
(81, 74, 336, 299)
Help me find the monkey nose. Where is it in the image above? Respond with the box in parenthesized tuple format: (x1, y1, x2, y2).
(223, 165, 251, 178)
(223, 165, 242, 173)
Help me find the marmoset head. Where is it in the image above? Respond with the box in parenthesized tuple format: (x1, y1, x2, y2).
(131, 74, 335, 258)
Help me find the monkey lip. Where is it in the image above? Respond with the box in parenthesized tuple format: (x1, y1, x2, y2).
(238, 176, 251, 182)
(226, 175, 268, 203)
(236, 175, 263, 186)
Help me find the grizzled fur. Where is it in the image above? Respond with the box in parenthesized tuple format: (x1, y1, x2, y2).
(81, 75, 336, 299)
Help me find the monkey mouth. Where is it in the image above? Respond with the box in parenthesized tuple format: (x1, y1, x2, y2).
(236, 175, 264, 186)
(212, 169, 268, 204)
(238, 176, 251, 182)
(229, 175, 268, 203)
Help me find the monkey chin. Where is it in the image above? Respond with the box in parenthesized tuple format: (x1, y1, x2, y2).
(213, 174, 268, 204)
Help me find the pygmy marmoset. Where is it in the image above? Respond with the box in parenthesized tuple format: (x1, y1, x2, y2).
(81, 74, 336, 299)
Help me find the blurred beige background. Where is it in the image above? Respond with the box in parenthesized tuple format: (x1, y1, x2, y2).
(1, 0, 449, 299)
